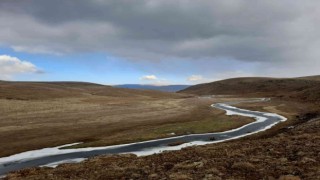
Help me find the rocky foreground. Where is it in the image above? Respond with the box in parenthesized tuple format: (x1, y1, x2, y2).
(5, 112, 320, 179)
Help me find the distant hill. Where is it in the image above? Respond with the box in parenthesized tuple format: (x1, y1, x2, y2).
(0, 81, 184, 100)
(179, 76, 320, 102)
(114, 84, 190, 92)
(297, 75, 320, 81)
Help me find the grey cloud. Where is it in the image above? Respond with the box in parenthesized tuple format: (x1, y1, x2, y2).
(0, 0, 320, 69)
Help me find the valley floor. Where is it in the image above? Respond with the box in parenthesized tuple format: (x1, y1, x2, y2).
(0, 95, 252, 157)
(4, 98, 320, 179)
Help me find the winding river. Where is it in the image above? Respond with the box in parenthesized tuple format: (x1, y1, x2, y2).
(0, 98, 287, 176)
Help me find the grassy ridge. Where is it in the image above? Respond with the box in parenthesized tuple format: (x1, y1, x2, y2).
(180, 76, 320, 103)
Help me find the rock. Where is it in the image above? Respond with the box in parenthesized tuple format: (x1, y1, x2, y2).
(203, 174, 222, 180)
(193, 161, 204, 168)
(148, 173, 159, 179)
(250, 158, 260, 163)
(296, 151, 305, 156)
(301, 157, 317, 163)
(279, 157, 288, 163)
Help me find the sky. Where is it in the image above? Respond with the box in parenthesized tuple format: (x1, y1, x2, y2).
(0, 0, 320, 85)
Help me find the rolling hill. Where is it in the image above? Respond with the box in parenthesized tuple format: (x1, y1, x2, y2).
(297, 75, 320, 81)
(0, 81, 185, 100)
(114, 84, 190, 92)
(179, 76, 320, 102)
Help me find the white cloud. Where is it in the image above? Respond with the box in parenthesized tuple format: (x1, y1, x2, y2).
(187, 71, 254, 84)
(139, 75, 170, 85)
(187, 75, 203, 82)
(0, 55, 41, 80)
(140, 75, 158, 81)
(214, 71, 254, 81)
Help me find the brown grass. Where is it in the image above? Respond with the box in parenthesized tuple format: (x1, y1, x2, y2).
(0, 83, 253, 157)
(180, 76, 320, 103)
(7, 99, 320, 180)
(3, 79, 320, 179)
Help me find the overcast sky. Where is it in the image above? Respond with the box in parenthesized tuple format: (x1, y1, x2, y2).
(0, 0, 319, 85)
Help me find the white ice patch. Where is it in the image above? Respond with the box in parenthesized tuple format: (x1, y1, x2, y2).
(41, 158, 87, 168)
(0, 97, 287, 168)
(0, 143, 81, 166)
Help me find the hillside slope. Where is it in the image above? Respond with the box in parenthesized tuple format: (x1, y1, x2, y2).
(114, 84, 190, 92)
(0, 81, 184, 100)
(0, 80, 205, 158)
(297, 75, 320, 81)
(180, 76, 320, 102)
